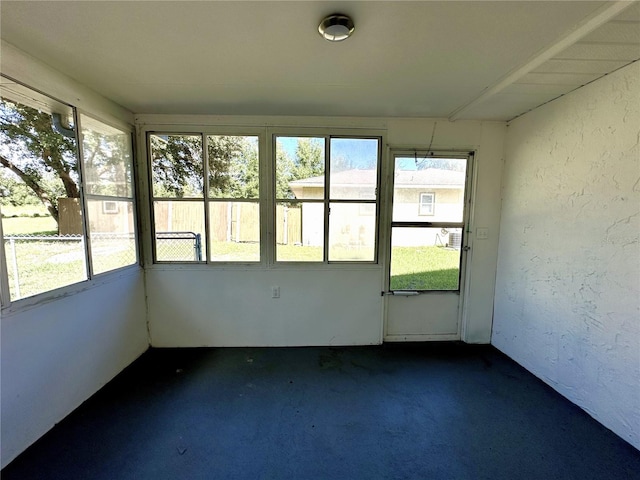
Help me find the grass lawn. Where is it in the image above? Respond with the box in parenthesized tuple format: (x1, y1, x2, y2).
(2, 215, 58, 235)
(4, 238, 87, 299)
(212, 242, 460, 291)
(2, 212, 137, 300)
(3, 210, 460, 299)
(390, 246, 460, 290)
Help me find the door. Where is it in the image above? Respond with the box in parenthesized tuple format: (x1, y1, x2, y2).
(384, 151, 472, 340)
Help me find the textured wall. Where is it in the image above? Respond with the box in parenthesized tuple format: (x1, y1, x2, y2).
(493, 62, 640, 449)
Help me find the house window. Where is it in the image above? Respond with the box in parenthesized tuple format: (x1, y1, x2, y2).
(102, 201, 119, 214)
(0, 78, 138, 305)
(149, 133, 261, 263)
(275, 135, 380, 263)
(419, 192, 435, 216)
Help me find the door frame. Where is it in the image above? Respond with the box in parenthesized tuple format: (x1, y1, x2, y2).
(382, 148, 475, 341)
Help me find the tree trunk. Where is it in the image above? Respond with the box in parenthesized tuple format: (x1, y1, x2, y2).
(0, 154, 60, 223)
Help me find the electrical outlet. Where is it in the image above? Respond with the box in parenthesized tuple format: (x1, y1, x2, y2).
(272, 286, 280, 298)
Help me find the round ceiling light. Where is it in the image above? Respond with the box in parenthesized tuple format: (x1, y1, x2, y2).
(318, 14, 355, 42)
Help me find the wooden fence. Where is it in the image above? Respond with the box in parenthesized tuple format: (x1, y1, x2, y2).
(60, 199, 304, 245)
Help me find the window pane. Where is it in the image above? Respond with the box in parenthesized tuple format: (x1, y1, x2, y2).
(330, 138, 379, 200)
(150, 134, 203, 198)
(208, 135, 259, 199)
(276, 136, 324, 200)
(276, 202, 323, 262)
(81, 115, 133, 197)
(4, 235, 87, 301)
(209, 201, 259, 262)
(153, 201, 205, 261)
(390, 227, 462, 291)
(328, 203, 375, 261)
(86, 199, 136, 274)
(419, 193, 435, 216)
(393, 157, 467, 222)
(1, 82, 87, 300)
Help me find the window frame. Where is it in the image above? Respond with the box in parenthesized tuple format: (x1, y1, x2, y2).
(0, 76, 139, 311)
(272, 132, 382, 265)
(387, 150, 474, 293)
(147, 128, 266, 266)
(77, 111, 140, 277)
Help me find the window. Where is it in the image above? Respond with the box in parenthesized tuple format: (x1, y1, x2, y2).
(150, 134, 205, 262)
(389, 154, 470, 291)
(0, 78, 138, 304)
(208, 135, 260, 262)
(146, 131, 379, 266)
(275, 136, 380, 263)
(102, 201, 119, 214)
(80, 114, 137, 275)
(149, 133, 261, 263)
(419, 192, 435, 216)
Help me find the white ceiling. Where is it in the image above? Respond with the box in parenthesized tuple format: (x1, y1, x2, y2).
(1, 1, 639, 121)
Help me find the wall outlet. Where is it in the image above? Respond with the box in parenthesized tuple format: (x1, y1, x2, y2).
(272, 286, 280, 298)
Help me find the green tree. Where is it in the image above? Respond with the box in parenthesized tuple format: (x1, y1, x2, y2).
(276, 137, 324, 199)
(0, 172, 44, 207)
(150, 134, 203, 198)
(291, 138, 323, 180)
(0, 98, 79, 222)
(208, 135, 257, 198)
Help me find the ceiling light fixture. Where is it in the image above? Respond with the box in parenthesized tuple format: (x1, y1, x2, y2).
(318, 14, 355, 42)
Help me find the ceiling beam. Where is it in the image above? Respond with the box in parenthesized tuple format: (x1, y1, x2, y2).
(448, 1, 636, 121)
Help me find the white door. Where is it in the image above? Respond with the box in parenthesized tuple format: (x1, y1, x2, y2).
(384, 152, 472, 341)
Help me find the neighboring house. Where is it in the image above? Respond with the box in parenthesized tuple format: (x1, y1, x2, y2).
(289, 168, 465, 248)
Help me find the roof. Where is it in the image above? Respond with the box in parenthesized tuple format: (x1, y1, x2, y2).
(290, 168, 465, 189)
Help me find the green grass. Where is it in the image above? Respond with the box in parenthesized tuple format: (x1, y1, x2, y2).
(390, 246, 460, 290)
(2, 215, 58, 235)
(3, 211, 460, 299)
(4, 239, 87, 300)
(2, 213, 137, 300)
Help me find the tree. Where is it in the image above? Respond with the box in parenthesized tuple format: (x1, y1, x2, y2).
(150, 134, 203, 198)
(0, 171, 43, 207)
(276, 137, 324, 199)
(208, 135, 257, 198)
(0, 98, 79, 222)
(291, 137, 323, 180)
(150, 134, 260, 199)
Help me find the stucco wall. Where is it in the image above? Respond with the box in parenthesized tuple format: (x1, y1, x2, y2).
(493, 61, 640, 449)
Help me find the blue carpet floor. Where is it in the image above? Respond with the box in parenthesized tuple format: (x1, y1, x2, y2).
(3, 344, 639, 479)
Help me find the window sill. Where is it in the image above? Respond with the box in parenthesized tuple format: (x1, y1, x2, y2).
(1, 264, 142, 318)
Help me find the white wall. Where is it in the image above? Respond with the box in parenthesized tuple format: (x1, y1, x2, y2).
(0, 42, 147, 468)
(493, 61, 640, 449)
(148, 267, 383, 346)
(139, 116, 505, 346)
(387, 119, 505, 343)
(0, 271, 148, 467)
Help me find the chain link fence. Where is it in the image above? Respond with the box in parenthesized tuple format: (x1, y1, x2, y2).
(3, 233, 136, 300)
(155, 232, 202, 261)
(3, 231, 202, 300)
